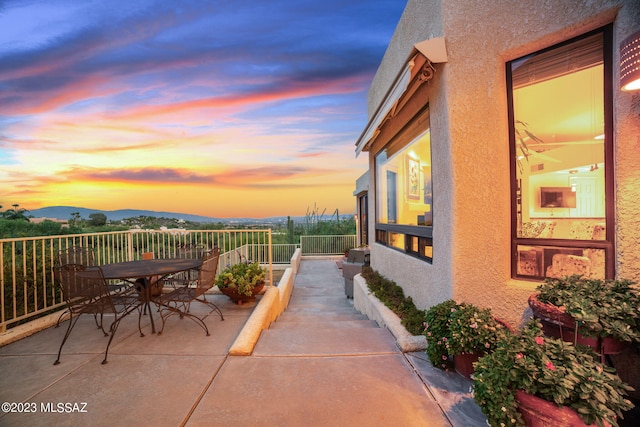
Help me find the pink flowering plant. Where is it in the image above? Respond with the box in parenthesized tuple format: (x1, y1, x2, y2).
(423, 300, 460, 369)
(473, 319, 633, 427)
(424, 300, 506, 370)
(447, 303, 508, 356)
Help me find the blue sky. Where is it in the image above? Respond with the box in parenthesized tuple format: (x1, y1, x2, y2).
(0, 0, 406, 217)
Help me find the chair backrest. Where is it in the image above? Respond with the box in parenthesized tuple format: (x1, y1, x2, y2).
(57, 246, 96, 267)
(53, 264, 113, 313)
(175, 245, 207, 259)
(195, 247, 220, 297)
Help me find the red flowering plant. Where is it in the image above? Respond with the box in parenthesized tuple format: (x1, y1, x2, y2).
(473, 319, 633, 427)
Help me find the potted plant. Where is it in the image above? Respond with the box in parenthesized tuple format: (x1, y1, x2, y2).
(215, 261, 266, 305)
(529, 275, 640, 357)
(424, 300, 459, 370)
(473, 319, 634, 427)
(448, 303, 510, 379)
(424, 300, 508, 378)
(343, 246, 354, 259)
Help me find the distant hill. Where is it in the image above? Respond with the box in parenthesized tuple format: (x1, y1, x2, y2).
(28, 206, 225, 223)
(26, 206, 352, 225)
(27, 206, 222, 222)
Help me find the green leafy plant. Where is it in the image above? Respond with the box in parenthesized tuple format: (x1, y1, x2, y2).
(448, 304, 508, 355)
(214, 262, 266, 296)
(535, 275, 640, 342)
(423, 300, 459, 369)
(360, 266, 426, 335)
(473, 319, 634, 427)
(424, 300, 507, 370)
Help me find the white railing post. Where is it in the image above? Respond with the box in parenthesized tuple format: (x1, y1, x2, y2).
(127, 231, 134, 262)
(268, 229, 273, 286)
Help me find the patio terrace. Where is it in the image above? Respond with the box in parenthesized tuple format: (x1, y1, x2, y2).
(0, 257, 486, 427)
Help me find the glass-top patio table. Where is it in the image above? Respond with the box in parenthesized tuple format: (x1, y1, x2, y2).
(88, 258, 202, 334)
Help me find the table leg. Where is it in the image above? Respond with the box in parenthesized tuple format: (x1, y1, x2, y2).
(146, 278, 156, 334)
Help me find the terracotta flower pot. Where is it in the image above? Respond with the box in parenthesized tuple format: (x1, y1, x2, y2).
(218, 282, 265, 305)
(528, 294, 627, 358)
(453, 352, 480, 380)
(528, 294, 574, 325)
(516, 390, 612, 427)
(601, 336, 627, 354)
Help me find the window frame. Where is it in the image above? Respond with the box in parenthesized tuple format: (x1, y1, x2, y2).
(507, 25, 615, 280)
(366, 52, 434, 263)
(374, 122, 433, 263)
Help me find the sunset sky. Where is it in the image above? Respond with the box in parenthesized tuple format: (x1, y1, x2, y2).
(0, 0, 405, 218)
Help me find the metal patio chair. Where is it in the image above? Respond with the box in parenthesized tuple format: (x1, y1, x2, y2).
(174, 244, 208, 260)
(156, 248, 224, 335)
(53, 264, 143, 365)
(55, 245, 125, 328)
(162, 245, 209, 289)
(56, 245, 96, 267)
(55, 246, 98, 328)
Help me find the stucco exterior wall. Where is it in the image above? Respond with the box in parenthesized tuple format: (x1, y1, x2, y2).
(615, 5, 640, 282)
(367, 0, 443, 116)
(365, 0, 640, 328)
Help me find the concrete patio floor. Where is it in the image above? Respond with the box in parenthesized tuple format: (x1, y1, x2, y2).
(0, 259, 486, 427)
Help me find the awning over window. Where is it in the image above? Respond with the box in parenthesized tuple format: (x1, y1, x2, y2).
(355, 37, 447, 156)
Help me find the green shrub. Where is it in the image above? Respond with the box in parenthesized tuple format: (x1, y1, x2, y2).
(424, 300, 508, 370)
(536, 275, 640, 342)
(360, 266, 426, 336)
(423, 299, 459, 369)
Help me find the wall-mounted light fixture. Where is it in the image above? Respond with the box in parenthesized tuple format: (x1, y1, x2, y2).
(620, 30, 640, 91)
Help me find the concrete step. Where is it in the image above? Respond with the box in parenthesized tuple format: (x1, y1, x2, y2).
(289, 294, 350, 304)
(269, 319, 379, 330)
(275, 313, 370, 323)
(285, 306, 358, 314)
(253, 327, 398, 356)
(289, 295, 349, 305)
(283, 303, 354, 312)
(291, 287, 346, 301)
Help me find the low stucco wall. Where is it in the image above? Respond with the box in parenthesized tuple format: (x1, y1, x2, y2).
(228, 265, 295, 356)
(0, 311, 62, 347)
(290, 248, 302, 276)
(353, 273, 427, 352)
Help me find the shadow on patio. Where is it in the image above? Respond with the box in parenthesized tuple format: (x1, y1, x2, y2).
(0, 293, 254, 426)
(0, 259, 487, 427)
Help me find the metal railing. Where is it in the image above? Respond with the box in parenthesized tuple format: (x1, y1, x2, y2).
(0, 231, 356, 332)
(0, 229, 272, 331)
(300, 235, 357, 255)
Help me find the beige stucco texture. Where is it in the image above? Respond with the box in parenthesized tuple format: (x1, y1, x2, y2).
(364, 0, 640, 328)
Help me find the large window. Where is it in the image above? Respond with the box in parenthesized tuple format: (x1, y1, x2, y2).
(357, 192, 368, 245)
(508, 26, 613, 280)
(375, 129, 433, 260)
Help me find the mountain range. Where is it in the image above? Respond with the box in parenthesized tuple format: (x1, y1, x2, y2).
(27, 206, 350, 224)
(29, 206, 280, 224)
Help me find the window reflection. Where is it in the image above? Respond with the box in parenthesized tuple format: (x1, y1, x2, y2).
(513, 33, 606, 241)
(376, 130, 432, 227)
